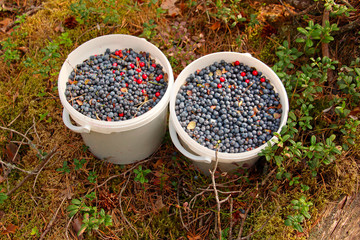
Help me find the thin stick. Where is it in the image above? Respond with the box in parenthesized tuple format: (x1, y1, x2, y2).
(0, 126, 33, 145)
(118, 173, 138, 240)
(0, 125, 41, 155)
(237, 198, 255, 240)
(7, 147, 57, 196)
(209, 150, 222, 239)
(177, 178, 189, 232)
(10, 123, 33, 164)
(229, 197, 234, 240)
(39, 195, 67, 240)
(0, 156, 32, 174)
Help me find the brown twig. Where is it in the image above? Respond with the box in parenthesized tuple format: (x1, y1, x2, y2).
(39, 195, 67, 240)
(7, 147, 57, 196)
(229, 197, 234, 240)
(0, 125, 41, 155)
(237, 198, 255, 240)
(209, 150, 226, 240)
(4, 6, 43, 32)
(177, 177, 189, 232)
(118, 173, 139, 240)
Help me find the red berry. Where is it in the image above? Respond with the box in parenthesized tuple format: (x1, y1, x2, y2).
(156, 76, 161, 82)
(252, 70, 258, 76)
(113, 62, 118, 67)
(141, 89, 146, 94)
(234, 60, 240, 66)
(136, 68, 142, 73)
(158, 74, 163, 79)
(136, 57, 140, 61)
(112, 70, 116, 73)
(260, 77, 266, 82)
(245, 79, 250, 83)
(137, 79, 143, 84)
(217, 84, 222, 88)
(129, 63, 135, 68)
(119, 113, 124, 117)
(120, 72, 125, 76)
(142, 74, 148, 79)
(115, 50, 120, 55)
(125, 83, 128, 87)
(139, 62, 145, 67)
(152, 63, 157, 68)
(220, 77, 225, 82)
(155, 92, 160, 97)
(240, 72, 246, 77)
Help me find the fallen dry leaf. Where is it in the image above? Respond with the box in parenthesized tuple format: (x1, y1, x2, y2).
(5, 142, 20, 163)
(54, 23, 65, 33)
(1, 224, 18, 235)
(0, 176, 5, 184)
(209, 21, 221, 31)
(153, 196, 165, 213)
(187, 121, 196, 130)
(17, 46, 28, 53)
(161, 0, 181, 17)
(72, 218, 84, 240)
(0, 18, 13, 32)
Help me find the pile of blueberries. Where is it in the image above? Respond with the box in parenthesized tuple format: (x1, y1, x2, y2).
(175, 60, 282, 153)
(65, 48, 167, 121)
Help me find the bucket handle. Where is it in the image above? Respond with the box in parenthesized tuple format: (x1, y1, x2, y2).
(169, 117, 212, 164)
(62, 109, 91, 134)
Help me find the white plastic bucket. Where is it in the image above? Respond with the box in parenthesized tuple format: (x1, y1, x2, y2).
(58, 34, 174, 164)
(169, 52, 289, 175)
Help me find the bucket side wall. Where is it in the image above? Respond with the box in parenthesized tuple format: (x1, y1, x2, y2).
(81, 106, 168, 164)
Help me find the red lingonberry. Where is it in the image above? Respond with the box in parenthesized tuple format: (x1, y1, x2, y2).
(152, 63, 157, 68)
(240, 72, 246, 77)
(139, 62, 145, 67)
(156, 76, 161, 82)
(142, 74, 148, 79)
(252, 70, 258, 76)
(142, 89, 146, 94)
(112, 70, 116, 73)
(220, 77, 225, 82)
(245, 79, 250, 83)
(136, 57, 140, 61)
(137, 79, 143, 84)
(234, 60, 240, 66)
(125, 83, 128, 87)
(155, 92, 160, 97)
(115, 51, 120, 55)
(120, 72, 125, 76)
(260, 77, 266, 82)
(113, 62, 118, 67)
(129, 63, 135, 68)
(119, 113, 124, 117)
(136, 68, 142, 73)
(158, 74, 163, 79)
(217, 84, 222, 88)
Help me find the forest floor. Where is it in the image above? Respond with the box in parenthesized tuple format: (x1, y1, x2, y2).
(0, 0, 359, 239)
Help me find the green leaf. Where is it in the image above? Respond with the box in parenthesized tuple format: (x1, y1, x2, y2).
(310, 135, 316, 145)
(284, 218, 292, 226)
(347, 138, 355, 145)
(294, 223, 304, 232)
(0, 192, 8, 204)
(297, 27, 308, 35)
(71, 199, 82, 205)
